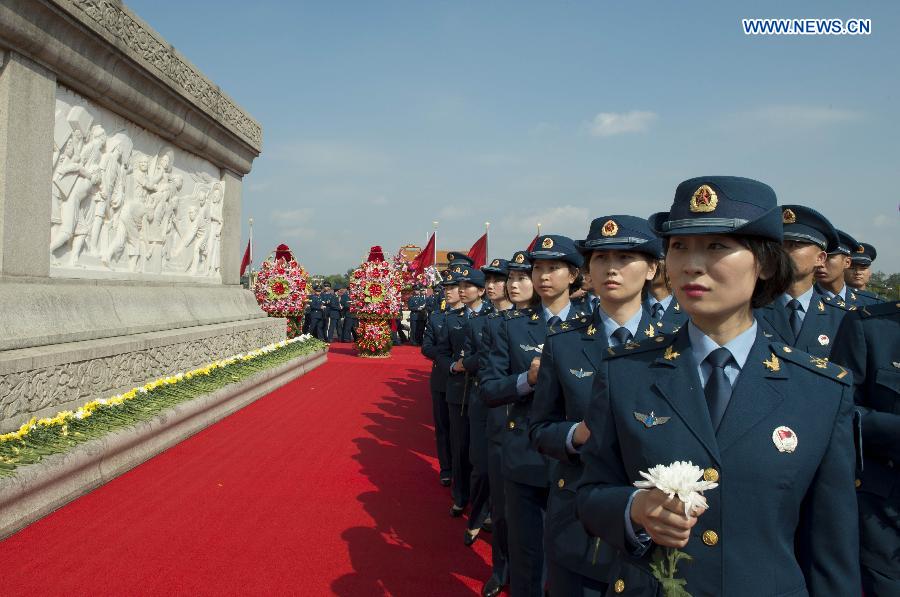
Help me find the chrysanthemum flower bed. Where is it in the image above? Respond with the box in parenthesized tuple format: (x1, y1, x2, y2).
(0, 335, 327, 477)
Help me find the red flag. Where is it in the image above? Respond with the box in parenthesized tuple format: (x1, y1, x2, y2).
(410, 233, 436, 272)
(467, 233, 488, 269)
(239, 239, 251, 276)
(526, 234, 539, 252)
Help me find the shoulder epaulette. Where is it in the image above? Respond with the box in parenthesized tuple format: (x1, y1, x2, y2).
(607, 334, 676, 358)
(858, 301, 900, 319)
(504, 308, 531, 320)
(547, 316, 590, 336)
(769, 343, 852, 386)
(821, 295, 856, 312)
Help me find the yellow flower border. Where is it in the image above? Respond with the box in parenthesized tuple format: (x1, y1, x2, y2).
(0, 335, 315, 445)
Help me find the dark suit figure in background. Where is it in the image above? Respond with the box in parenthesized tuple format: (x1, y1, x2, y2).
(308, 285, 325, 340)
(831, 301, 900, 596)
(322, 283, 341, 343)
(408, 284, 428, 346)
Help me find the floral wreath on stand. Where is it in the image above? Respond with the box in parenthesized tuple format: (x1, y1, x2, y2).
(350, 246, 401, 357)
(253, 244, 310, 338)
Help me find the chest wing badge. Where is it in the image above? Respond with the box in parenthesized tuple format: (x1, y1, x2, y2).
(519, 344, 541, 353)
(634, 411, 670, 428)
(569, 368, 593, 379)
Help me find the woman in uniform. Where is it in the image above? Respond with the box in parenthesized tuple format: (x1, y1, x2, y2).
(478, 251, 537, 597)
(530, 216, 676, 595)
(481, 236, 589, 597)
(576, 176, 860, 596)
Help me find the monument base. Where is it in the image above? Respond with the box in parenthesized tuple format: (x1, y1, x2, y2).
(0, 278, 284, 432)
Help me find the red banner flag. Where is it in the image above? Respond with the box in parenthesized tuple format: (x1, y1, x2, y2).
(410, 233, 435, 272)
(467, 233, 488, 269)
(526, 234, 539, 252)
(239, 239, 251, 276)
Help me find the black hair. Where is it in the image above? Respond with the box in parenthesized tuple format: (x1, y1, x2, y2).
(661, 236, 792, 309)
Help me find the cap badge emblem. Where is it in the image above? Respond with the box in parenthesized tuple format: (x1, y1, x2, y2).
(514, 253, 525, 264)
(772, 426, 798, 453)
(602, 220, 618, 237)
(463, 269, 469, 275)
(689, 185, 718, 213)
(541, 237, 554, 249)
(782, 208, 797, 224)
(453, 266, 462, 273)
(856, 245, 865, 253)
(492, 259, 500, 266)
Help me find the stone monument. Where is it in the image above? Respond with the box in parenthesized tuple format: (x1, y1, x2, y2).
(0, 0, 283, 431)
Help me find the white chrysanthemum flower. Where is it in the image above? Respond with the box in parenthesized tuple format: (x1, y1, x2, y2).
(634, 460, 719, 516)
(97, 398, 108, 405)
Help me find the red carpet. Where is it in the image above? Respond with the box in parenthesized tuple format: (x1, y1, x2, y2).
(1, 345, 495, 595)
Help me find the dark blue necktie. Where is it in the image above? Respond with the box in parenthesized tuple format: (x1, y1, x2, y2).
(591, 297, 599, 312)
(547, 315, 561, 329)
(704, 347, 733, 431)
(611, 327, 632, 346)
(651, 303, 664, 322)
(786, 299, 803, 341)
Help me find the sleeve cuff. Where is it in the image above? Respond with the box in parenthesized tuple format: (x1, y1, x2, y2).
(565, 423, 581, 454)
(624, 490, 652, 556)
(515, 371, 532, 396)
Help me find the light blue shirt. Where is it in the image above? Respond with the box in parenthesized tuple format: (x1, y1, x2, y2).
(820, 285, 846, 301)
(565, 305, 644, 454)
(688, 320, 757, 388)
(778, 285, 815, 325)
(625, 320, 758, 552)
(645, 294, 673, 314)
(515, 301, 572, 395)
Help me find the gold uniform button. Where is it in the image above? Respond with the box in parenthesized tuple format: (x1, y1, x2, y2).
(614, 579, 625, 593)
(855, 479, 862, 488)
(557, 478, 565, 489)
(703, 468, 719, 483)
(508, 421, 516, 430)
(702, 530, 719, 546)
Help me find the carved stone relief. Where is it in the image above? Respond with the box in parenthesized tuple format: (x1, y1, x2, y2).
(0, 325, 284, 424)
(65, 0, 263, 148)
(51, 86, 225, 279)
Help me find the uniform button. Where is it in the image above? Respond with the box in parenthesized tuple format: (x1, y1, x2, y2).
(557, 478, 565, 489)
(614, 579, 625, 593)
(508, 421, 516, 430)
(702, 530, 719, 546)
(703, 468, 719, 483)
(855, 479, 861, 488)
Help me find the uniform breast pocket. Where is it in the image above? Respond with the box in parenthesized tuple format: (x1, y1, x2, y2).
(874, 367, 900, 413)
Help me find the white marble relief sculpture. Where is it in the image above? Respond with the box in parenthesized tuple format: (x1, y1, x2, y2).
(50, 87, 224, 280)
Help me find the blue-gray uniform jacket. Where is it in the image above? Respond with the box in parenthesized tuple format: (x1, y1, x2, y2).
(322, 291, 340, 317)
(478, 310, 511, 444)
(576, 326, 860, 597)
(530, 307, 678, 581)
(852, 288, 884, 306)
(436, 305, 494, 406)
(422, 309, 450, 393)
(756, 287, 849, 358)
(409, 295, 427, 321)
(308, 294, 323, 319)
(480, 302, 590, 487)
(830, 301, 900, 586)
(340, 292, 351, 316)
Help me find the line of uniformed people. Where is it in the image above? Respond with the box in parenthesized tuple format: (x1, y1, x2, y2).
(420, 176, 894, 597)
(302, 282, 356, 343)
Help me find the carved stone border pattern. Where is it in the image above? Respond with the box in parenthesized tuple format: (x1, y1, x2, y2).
(0, 325, 283, 423)
(67, 0, 262, 149)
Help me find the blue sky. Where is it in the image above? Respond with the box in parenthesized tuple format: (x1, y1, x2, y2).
(128, 0, 898, 274)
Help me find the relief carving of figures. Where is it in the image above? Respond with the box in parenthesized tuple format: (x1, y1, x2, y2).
(51, 88, 225, 280)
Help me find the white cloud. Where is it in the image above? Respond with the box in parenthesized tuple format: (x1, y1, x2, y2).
(742, 105, 862, 128)
(587, 111, 657, 137)
(501, 204, 591, 238)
